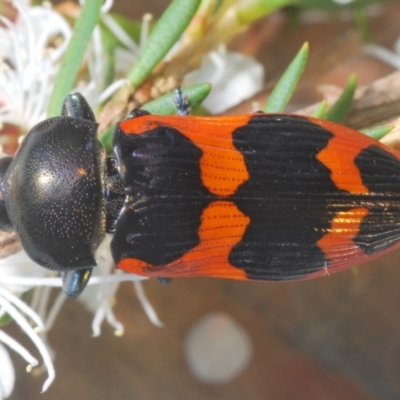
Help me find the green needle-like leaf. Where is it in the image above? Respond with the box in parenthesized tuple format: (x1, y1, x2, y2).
(324, 74, 357, 123)
(361, 125, 393, 140)
(127, 0, 201, 87)
(311, 99, 328, 119)
(109, 14, 144, 44)
(353, 8, 372, 42)
(101, 28, 117, 89)
(237, 0, 295, 24)
(142, 83, 211, 114)
(47, 0, 102, 117)
(99, 83, 211, 152)
(264, 42, 309, 113)
(99, 127, 114, 155)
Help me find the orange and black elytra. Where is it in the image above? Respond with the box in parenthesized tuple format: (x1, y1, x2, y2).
(113, 112, 400, 281)
(2, 92, 400, 297)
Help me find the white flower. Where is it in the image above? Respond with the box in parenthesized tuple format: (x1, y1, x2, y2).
(0, 0, 161, 397)
(0, 341, 14, 400)
(0, 0, 136, 132)
(0, 251, 47, 293)
(183, 46, 264, 114)
(78, 235, 163, 337)
(0, 0, 72, 130)
(364, 35, 400, 70)
(0, 279, 54, 394)
(0, 238, 162, 396)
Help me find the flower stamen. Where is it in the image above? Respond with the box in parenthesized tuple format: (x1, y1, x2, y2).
(0, 290, 54, 392)
(133, 281, 163, 328)
(0, 330, 38, 367)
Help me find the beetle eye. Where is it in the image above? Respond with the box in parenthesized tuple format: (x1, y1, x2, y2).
(0, 156, 14, 232)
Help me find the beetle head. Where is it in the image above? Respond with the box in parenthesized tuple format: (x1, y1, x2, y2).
(0, 94, 106, 296)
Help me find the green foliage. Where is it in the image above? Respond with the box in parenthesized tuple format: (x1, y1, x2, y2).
(142, 83, 211, 114)
(107, 14, 144, 45)
(361, 125, 393, 140)
(312, 99, 328, 119)
(99, 83, 211, 152)
(237, 0, 295, 24)
(127, 0, 201, 87)
(47, 0, 102, 117)
(101, 28, 118, 89)
(264, 42, 309, 113)
(324, 74, 357, 123)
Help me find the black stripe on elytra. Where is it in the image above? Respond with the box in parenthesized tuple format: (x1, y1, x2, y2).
(354, 145, 400, 255)
(229, 114, 357, 280)
(111, 124, 214, 266)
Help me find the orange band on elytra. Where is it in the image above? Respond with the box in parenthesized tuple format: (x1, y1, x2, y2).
(316, 207, 369, 268)
(117, 201, 250, 279)
(316, 135, 370, 194)
(119, 115, 251, 197)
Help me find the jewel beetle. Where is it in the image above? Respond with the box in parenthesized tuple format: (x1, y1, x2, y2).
(1, 91, 400, 298)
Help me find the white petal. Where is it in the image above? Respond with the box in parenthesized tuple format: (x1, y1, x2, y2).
(0, 330, 38, 367)
(91, 302, 106, 337)
(78, 235, 116, 314)
(0, 294, 55, 392)
(133, 281, 163, 327)
(0, 288, 44, 330)
(43, 291, 67, 332)
(0, 342, 14, 399)
(78, 235, 124, 335)
(364, 44, 400, 69)
(101, 13, 138, 54)
(183, 48, 264, 114)
(0, 251, 47, 293)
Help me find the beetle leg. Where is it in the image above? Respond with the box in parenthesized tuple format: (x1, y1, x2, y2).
(61, 268, 93, 298)
(126, 108, 151, 120)
(174, 87, 191, 116)
(157, 277, 172, 285)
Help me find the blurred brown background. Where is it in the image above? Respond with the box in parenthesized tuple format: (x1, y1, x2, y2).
(8, 1, 400, 399)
